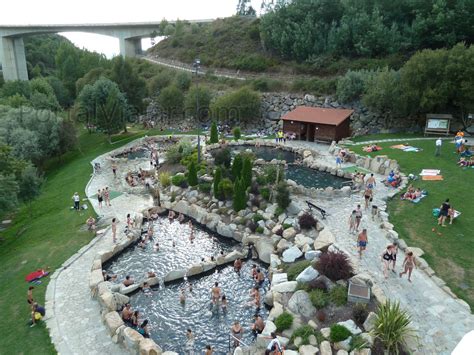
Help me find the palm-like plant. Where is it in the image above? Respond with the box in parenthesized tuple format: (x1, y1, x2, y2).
(371, 300, 417, 354)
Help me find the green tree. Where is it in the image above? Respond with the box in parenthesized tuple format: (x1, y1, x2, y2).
(231, 154, 243, 180)
(18, 165, 43, 216)
(241, 157, 252, 189)
(187, 160, 198, 187)
(236, 0, 257, 16)
(210, 121, 219, 143)
(157, 85, 184, 118)
(276, 181, 290, 210)
(148, 70, 175, 96)
(55, 43, 83, 97)
(336, 70, 374, 103)
(175, 72, 192, 91)
(185, 86, 213, 120)
(211, 87, 260, 124)
(233, 177, 247, 212)
(233, 127, 242, 140)
(0, 174, 19, 215)
(213, 167, 222, 199)
(110, 56, 147, 113)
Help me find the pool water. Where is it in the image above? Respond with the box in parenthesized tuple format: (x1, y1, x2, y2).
(286, 165, 349, 189)
(105, 217, 268, 353)
(232, 146, 297, 163)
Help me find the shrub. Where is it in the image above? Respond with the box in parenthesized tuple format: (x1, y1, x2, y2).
(157, 85, 184, 117)
(233, 127, 241, 140)
(253, 213, 264, 223)
(217, 178, 233, 200)
(275, 312, 293, 332)
(231, 154, 243, 180)
(187, 161, 198, 187)
(210, 87, 261, 124)
(329, 285, 348, 306)
(198, 182, 212, 193)
(170, 191, 177, 203)
(307, 278, 328, 292)
(315, 251, 353, 281)
(159, 172, 171, 187)
(260, 187, 270, 201)
(298, 212, 317, 229)
(349, 334, 368, 351)
(241, 157, 252, 189)
(233, 177, 247, 212)
(309, 289, 329, 309)
(256, 174, 267, 185)
(213, 167, 222, 199)
(255, 226, 264, 234)
(166, 140, 193, 164)
(336, 69, 374, 103)
(276, 181, 290, 210)
(275, 206, 285, 217)
(372, 300, 416, 354)
(353, 303, 369, 325)
(291, 325, 317, 345)
(213, 148, 231, 168)
(171, 174, 188, 188)
(283, 223, 292, 230)
(316, 310, 326, 322)
(287, 260, 311, 281)
(209, 121, 219, 143)
(264, 165, 283, 184)
(330, 324, 352, 343)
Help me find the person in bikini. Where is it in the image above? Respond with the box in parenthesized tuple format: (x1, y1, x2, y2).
(230, 321, 243, 348)
(348, 210, 357, 234)
(381, 245, 394, 279)
(363, 187, 373, 210)
(355, 205, 363, 231)
(399, 251, 417, 282)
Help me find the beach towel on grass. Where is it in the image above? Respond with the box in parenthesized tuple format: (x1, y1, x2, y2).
(420, 169, 441, 176)
(403, 146, 422, 152)
(363, 146, 382, 152)
(391, 144, 407, 150)
(422, 175, 444, 181)
(412, 193, 427, 203)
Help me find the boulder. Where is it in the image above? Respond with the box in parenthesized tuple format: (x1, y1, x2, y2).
(90, 269, 105, 292)
(288, 290, 316, 318)
(320, 327, 330, 339)
(99, 292, 116, 311)
(334, 337, 352, 351)
(350, 350, 372, 355)
(337, 351, 349, 355)
(360, 332, 374, 347)
(270, 254, 282, 268)
(308, 334, 318, 346)
(308, 320, 318, 330)
(216, 222, 234, 238)
(315, 275, 336, 290)
(277, 239, 291, 253)
(187, 264, 204, 277)
(123, 327, 143, 352)
(139, 338, 162, 355)
(268, 301, 284, 321)
(313, 228, 335, 250)
(284, 351, 299, 355)
(164, 269, 187, 282)
(282, 246, 303, 263)
(319, 341, 332, 355)
(338, 320, 362, 335)
(305, 250, 322, 261)
(299, 345, 319, 355)
(119, 284, 141, 295)
(271, 281, 297, 293)
(295, 266, 319, 283)
(272, 273, 288, 286)
(104, 311, 124, 335)
(283, 227, 297, 240)
(294, 337, 303, 347)
(255, 238, 274, 264)
(261, 320, 277, 336)
(350, 273, 374, 287)
(264, 290, 274, 307)
(363, 312, 377, 332)
(295, 234, 314, 248)
(112, 292, 130, 309)
(287, 201, 301, 216)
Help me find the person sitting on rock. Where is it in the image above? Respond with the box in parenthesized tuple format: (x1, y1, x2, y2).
(121, 304, 133, 325)
(251, 314, 265, 335)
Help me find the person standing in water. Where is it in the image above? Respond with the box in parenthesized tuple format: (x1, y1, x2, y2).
(211, 282, 221, 304)
(230, 321, 243, 348)
(185, 328, 195, 355)
(399, 251, 417, 282)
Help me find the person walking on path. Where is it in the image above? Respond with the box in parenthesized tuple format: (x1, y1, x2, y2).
(104, 187, 111, 207)
(72, 192, 80, 211)
(363, 187, 373, 210)
(438, 199, 451, 227)
(435, 138, 442, 156)
(356, 229, 368, 259)
(399, 251, 417, 282)
(355, 204, 363, 231)
(349, 210, 357, 234)
(112, 162, 117, 178)
(381, 245, 394, 279)
(391, 244, 398, 273)
(97, 189, 103, 208)
(112, 218, 118, 243)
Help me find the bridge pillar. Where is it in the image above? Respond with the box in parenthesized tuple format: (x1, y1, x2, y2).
(0, 36, 29, 81)
(119, 37, 142, 58)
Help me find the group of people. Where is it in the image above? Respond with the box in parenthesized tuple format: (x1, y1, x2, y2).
(383, 170, 402, 188)
(401, 184, 423, 201)
(96, 187, 112, 208)
(27, 286, 46, 327)
(274, 130, 295, 144)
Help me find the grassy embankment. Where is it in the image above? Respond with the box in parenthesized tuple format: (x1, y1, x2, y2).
(0, 126, 195, 354)
(347, 136, 473, 308)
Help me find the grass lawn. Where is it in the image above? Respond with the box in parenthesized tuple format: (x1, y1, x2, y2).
(347, 138, 474, 308)
(0, 128, 176, 354)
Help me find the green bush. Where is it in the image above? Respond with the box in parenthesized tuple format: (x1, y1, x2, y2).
(217, 178, 233, 200)
(232, 54, 274, 72)
(372, 300, 416, 354)
(275, 312, 293, 332)
(255, 226, 264, 234)
(263, 165, 284, 185)
(251, 77, 285, 92)
(233, 177, 247, 212)
(256, 174, 267, 186)
(283, 223, 292, 229)
(329, 285, 348, 306)
(253, 213, 264, 223)
(241, 157, 252, 189)
(276, 181, 290, 210)
(336, 69, 374, 103)
(349, 335, 368, 351)
(309, 289, 329, 309)
(231, 154, 243, 180)
(291, 325, 318, 346)
(198, 182, 212, 193)
(213, 147, 232, 168)
(166, 140, 194, 164)
(330, 324, 352, 342)
(287, 260, 311, 281)
(210, 87, 261, 124)
(159, 172, 171, 187)
(209, 121, 219, 144)
(260, 187, 270, 201)
(233, 127, 241, 140)
(171, 174, 187, 188)
(157, 85, 184, 117)
(187, 160, 198, 186)
(275, 206, 285, 217)
(174, 71, 191, 91)
(353, 303, 369, 325)
(213, 167, 222, 199)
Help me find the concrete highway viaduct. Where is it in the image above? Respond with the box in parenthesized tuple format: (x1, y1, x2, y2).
(0, 20, 209, 81)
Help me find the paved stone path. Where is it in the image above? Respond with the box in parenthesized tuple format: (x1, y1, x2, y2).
(45, 147, 153, 355)
(344, 136, 465, 146)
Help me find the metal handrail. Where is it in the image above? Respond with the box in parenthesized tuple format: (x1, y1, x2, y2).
(228, 333, 250, 354)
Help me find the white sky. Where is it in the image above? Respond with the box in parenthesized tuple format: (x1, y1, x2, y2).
(1, 0, 262, 57)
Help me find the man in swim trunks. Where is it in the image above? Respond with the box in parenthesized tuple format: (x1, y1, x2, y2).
(252, 314, 265, 335)
(211, 282, 221, 304)
(255, 269, 265, 287)
(123, 275, 134, 286)
(356, 229, 368, 259)
(234, 258, 242, 274)
(121, 303, 133, 324)
(366, 173, 376, 189)
(27, 286, 34, 304)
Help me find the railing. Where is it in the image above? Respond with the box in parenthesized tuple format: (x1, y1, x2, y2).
(228, 333, 251, 355)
